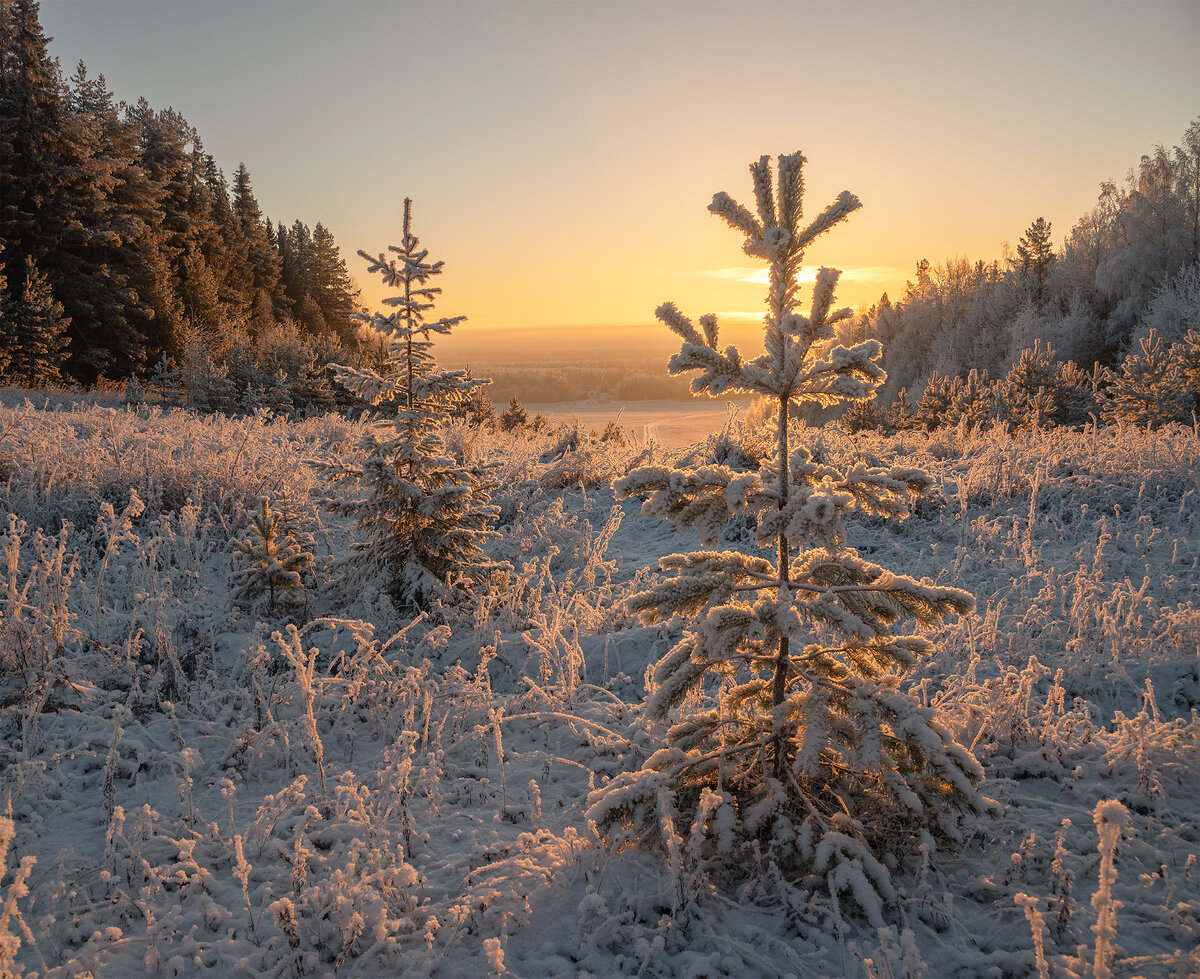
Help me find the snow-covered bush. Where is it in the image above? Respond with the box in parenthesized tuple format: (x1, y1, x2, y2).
(678, 401, 774, 470)
(1132, 261, 1200, 349)
(589, 153, 987, 920)
(321, 199, 501, 611)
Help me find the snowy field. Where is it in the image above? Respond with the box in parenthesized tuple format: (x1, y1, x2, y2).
(525, 399, 755, 449)
(1, 400, 1197, 978)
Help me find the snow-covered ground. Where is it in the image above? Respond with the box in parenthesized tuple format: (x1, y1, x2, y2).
(0, 400, 1196, 977)
(525, 399, 755, 449)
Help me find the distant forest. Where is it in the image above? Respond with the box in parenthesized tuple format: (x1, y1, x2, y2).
(0, 0, 363, 386)
(1, 0, 1197, 415)
(841, 119, 1199, 405)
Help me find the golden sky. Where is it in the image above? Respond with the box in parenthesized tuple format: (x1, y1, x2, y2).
(39, 1, 1200, 358)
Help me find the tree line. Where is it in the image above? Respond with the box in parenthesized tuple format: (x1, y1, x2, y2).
(836, 117, 1200, 408)
(0, 0, 363, 387)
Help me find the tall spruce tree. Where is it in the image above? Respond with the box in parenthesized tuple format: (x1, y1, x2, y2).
(588, 153, 987, 919)
(231, 163, 283, 320)
(321, 198, 499, 611)
(58, 62, 163, 378)
(309, 222, 360, 345)
(0, 0, 68, 270)
(0, 254, 8, 377)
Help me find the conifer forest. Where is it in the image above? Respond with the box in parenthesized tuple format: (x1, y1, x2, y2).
(1, 2, 1197, 976)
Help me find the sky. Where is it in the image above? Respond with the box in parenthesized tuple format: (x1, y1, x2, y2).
(37, 0, 1200, 360)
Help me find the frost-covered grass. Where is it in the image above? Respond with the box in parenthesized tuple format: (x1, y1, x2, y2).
(0, 401, 1196, 977)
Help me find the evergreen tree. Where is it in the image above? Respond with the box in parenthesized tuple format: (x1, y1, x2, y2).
(0, 0, 70, 270)
(1002, 339, 1060, 430)
(135, 225, 186, 363)
(0, 254, 70, 385)
(179, 242, 222, 330)
(588, 154, 986, 917)
(0, 255, 8, 377)
(499, 396, 528, 431)
(309, 222, 360, 345)
(1014, 216, 1055, 305)
(946, 367, 995, 431)
(886, 386, 915, 431)
(281, 219, 313, 315)
(229, 498, 315, 615)
(915, 370, 960, 430)
(321, 198, 500, 611)
(231, 163, 283, 316)
(57, 63, 165, 379)
(1100, 330, 1187, 427)
(1171, 329, 1200, 422)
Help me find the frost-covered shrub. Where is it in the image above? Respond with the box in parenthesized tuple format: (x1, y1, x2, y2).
(0, 400, 328, 532)
(321, 199, 502, 611)
(1132, 261, 1200, 349)
(536, 423, 631, 489)
(0, 805, 41, 977)
(678, 403, 773, 471)
(0, 514, 79, 686)
(589, 153, 987, 921)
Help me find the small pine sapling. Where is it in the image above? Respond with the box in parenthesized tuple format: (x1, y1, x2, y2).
(915, 371, 959, 431)
(1171, 329, 1200, 421)
(1100, 330, 1186, 427)
(947, 368, 995, 432)
(840, 395, 883, 434)
(499, 397, 528, 432)
(229, 499, 315, 615)
(588, 153, 986, 919)
(1003, 340, 1061, 430)
(123, 374, 146, 408)
(321, 199, 501, 611)
(887, 387, 916, 431)
(1054, 360, 1098, 427)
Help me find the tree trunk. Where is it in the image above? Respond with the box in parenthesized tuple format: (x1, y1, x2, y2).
(772, 391, 790, 779)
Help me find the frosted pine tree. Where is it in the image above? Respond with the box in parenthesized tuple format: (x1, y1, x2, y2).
(1100, 330, 1188, 427)
(588, 154, 987, 919)
(322, 199, 500, 611)
(229, 498, 315, 615)
(1002, 339, 1060, 430)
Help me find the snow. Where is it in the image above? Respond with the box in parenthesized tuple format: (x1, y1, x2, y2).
(526, 399, 752, 450)
(0, 397, 1197, 977)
